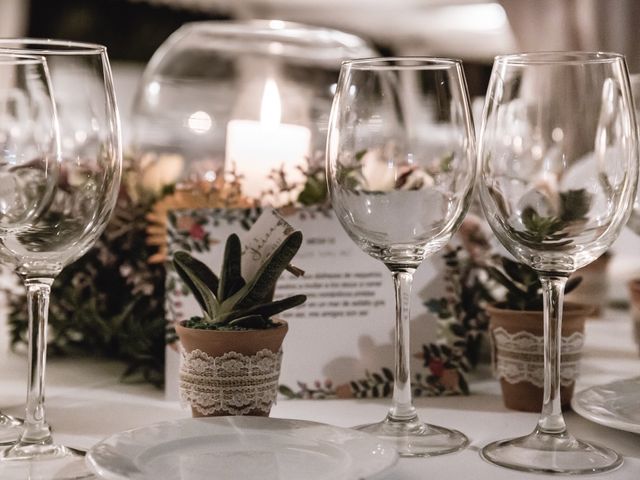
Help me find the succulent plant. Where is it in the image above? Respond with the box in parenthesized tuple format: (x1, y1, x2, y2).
(173, 231, 306, 330)
(488, 256, 582, 311)
(519, 188, 592, 247)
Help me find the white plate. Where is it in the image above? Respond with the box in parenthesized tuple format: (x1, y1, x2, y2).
(572, 376, 640, 434)
(86, 416, 398, 480)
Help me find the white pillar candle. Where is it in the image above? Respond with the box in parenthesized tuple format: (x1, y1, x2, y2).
(225, 78, 311, 200)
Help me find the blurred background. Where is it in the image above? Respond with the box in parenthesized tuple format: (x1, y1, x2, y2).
(4, 0, 640, 134)
(12, 0, 640, 66)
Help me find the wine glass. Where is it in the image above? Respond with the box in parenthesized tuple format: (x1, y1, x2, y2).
(478, 52, 637, 474)
(326, 57, 476, 456)
(0, 52, 57, 447)
(0, 40, 121, 476)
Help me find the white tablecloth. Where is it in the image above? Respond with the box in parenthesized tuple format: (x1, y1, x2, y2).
(0, 308, 638, 479)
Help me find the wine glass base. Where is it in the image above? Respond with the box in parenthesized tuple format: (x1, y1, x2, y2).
(355, 417, 469, 457)
(0, 414, 23, 445)
(0, 444, 91, 480)
(481, 429, 623, 474)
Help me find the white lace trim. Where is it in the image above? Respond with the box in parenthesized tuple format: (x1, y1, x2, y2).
(491, 327, 584, 388)
(180, 348, 283, 416)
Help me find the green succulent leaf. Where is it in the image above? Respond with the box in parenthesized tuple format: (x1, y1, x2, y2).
(218, 234, 245, 301)
(221, 294, 307, 323)
(490, 255, 584, 310)
(228, 314, 270, 329)
(560, 189, 591, 223)
(487, 266, 528, 298)
(221, 231, 303, 313)
(173, 251, 220, 320)
(521, 207, 564, 243)
(501, 257, 528, 284)
(565, 276, 583, 295)
(175, 229, 306, 330)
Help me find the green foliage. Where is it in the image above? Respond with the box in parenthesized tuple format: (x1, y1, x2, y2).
(424, 245, 495, 369)
(349, 368, 394, 399)
(519, 188, 592, 247)
(5, 188, 166, 387)
(439, 152, 455, 173)
(297, 165, 328, 207)
(173, 231, 306, 330)
(520, 208, 568, 246)
(278, 379, 338, 400)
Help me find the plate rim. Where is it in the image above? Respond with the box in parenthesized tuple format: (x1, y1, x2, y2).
(86, 416, 399, 480)
(571, 376, 640, 434)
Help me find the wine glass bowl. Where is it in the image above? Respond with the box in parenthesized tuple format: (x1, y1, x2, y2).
(328, 58, 476, 267)
(327, 57, 476, 456)
(0, 41, 120, 277)
(478, 51, 637, 474)
(481, 53, 635, 273)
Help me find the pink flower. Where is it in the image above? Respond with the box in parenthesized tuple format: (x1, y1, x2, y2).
(189, 223, 205, 240)
(429, 358, 445, 377)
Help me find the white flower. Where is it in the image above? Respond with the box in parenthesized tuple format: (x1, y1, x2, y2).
(360, 149, 396, 191)
(139, 152, 184, 193)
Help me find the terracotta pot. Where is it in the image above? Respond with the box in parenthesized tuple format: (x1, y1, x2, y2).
(566, 252, 611, 317)
(627, 279, 640, 354)
(487, 303, 590, 412)
(175, 321, 288, 417)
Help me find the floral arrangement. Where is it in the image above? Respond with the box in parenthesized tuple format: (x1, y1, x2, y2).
(5, 152, 500, 394)
(5, 167, 168, 386)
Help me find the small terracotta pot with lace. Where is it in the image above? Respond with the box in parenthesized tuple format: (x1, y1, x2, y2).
(487, 303, 591, 412)
(171, 227, 306, 418)
(176, 321, 288, 417)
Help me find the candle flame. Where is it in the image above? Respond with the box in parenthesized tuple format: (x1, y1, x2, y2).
(260, 78, 281, 128)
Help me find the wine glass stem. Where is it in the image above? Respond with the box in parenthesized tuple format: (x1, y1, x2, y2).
(19, 277, 54, 446)
(388, 268, 418, 422)
(538, 274, 569, 434)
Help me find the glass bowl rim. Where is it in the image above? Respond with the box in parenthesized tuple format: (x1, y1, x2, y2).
(0, 38, 106, 55)
(494, 51, 625, 66)
(342, 56, 463, 70)
(0, 53, 47, 65)
(172, 19, 373, 50)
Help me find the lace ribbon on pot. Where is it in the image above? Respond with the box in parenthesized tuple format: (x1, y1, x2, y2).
(180, 348, 283, 416)
(491, 327, 584, 388)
